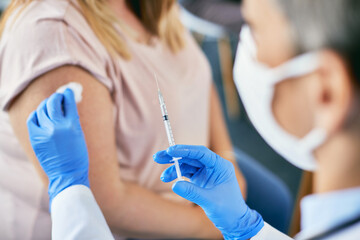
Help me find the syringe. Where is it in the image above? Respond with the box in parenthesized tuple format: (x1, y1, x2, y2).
(154, 73, 183, 180)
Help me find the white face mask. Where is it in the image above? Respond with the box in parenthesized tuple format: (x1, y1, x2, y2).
(233, 26, 327, 171)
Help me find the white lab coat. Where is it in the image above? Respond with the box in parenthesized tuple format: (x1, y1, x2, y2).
(51, 185, 114, 240)
(253, 187, 360, 240)
(51, 185, 360, 240)
(252, 222, 360, 240)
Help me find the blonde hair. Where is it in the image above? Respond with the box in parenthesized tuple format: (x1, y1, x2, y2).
(0, 0, 185, 60)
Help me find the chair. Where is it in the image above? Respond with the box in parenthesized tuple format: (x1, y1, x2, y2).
(234, 148, 293, 233)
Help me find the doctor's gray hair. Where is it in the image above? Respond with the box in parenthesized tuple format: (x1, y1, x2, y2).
(275, 0, 360, 83)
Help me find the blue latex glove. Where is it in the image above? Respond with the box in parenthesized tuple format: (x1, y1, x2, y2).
(27, 89, 89, 208)
(154, 145, 264, 240)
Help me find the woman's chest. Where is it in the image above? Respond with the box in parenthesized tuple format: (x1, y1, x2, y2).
(111, 44, 212, 149)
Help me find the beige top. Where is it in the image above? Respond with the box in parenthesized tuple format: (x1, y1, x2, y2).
(0, 0, 212, 239)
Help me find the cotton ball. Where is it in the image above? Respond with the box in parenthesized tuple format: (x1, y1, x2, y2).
(56, 82, 83, 103)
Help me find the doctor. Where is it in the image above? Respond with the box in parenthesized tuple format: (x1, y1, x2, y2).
(27, 0, 360, 239)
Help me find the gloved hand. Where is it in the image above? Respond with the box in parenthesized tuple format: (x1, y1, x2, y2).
(153, 145, 264, 240)
(27, 89, 89, 208)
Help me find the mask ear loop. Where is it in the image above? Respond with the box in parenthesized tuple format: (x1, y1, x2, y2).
(239, 25, 321, 86)
(239, 25, 257, 57)
(298, 128, 328, 151)
(269, 53, 321, 85)
(269, 53, 326, 158)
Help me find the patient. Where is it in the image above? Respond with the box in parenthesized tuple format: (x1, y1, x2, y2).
(0, 0, 246, 239)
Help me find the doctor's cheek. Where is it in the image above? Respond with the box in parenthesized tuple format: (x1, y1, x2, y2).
(272, 80, 314, 138)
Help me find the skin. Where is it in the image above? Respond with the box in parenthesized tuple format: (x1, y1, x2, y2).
(242, 0, 360, 196)
(8, 0, 246, 238)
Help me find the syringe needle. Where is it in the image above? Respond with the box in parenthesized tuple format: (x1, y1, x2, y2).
(154, 72, 160, 91)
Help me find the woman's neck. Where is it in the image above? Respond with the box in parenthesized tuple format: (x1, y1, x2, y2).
(107, 0, 152, 43)
(315, 130, 360, 194)
(107, 0, 127, 10)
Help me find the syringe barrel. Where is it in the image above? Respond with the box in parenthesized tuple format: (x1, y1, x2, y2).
(160, 101, 167, 115)
(156, 89, 182, 179)
(163, 119, 176, 146)
(158, 92, 176, 146)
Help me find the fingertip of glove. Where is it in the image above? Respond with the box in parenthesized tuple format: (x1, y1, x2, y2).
(167, 145, 180, 155)
(26, 111, 38, 127)
(63, 88, 76, 104)
(167, 145, 192, 155)
(51, 92, 63, 100)
(160, 175, 166, 182)
(172, 179, 186, 192)
(160, 173, 172, 183)
(37, 98, 48, 111)
(153, 151, 163, 161)
(153, 150, 173, 163)
(63, 88, 75, 96)
(160, 168, 173, 183)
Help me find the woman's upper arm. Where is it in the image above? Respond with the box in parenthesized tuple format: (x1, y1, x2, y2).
(8, 66, 125, 210)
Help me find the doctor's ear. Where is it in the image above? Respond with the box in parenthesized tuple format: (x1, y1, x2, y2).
(313, 50, 354, 134)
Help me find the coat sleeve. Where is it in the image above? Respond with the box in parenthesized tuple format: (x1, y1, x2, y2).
(251, 222, 294, 240)
(51, 185, 114, 240)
